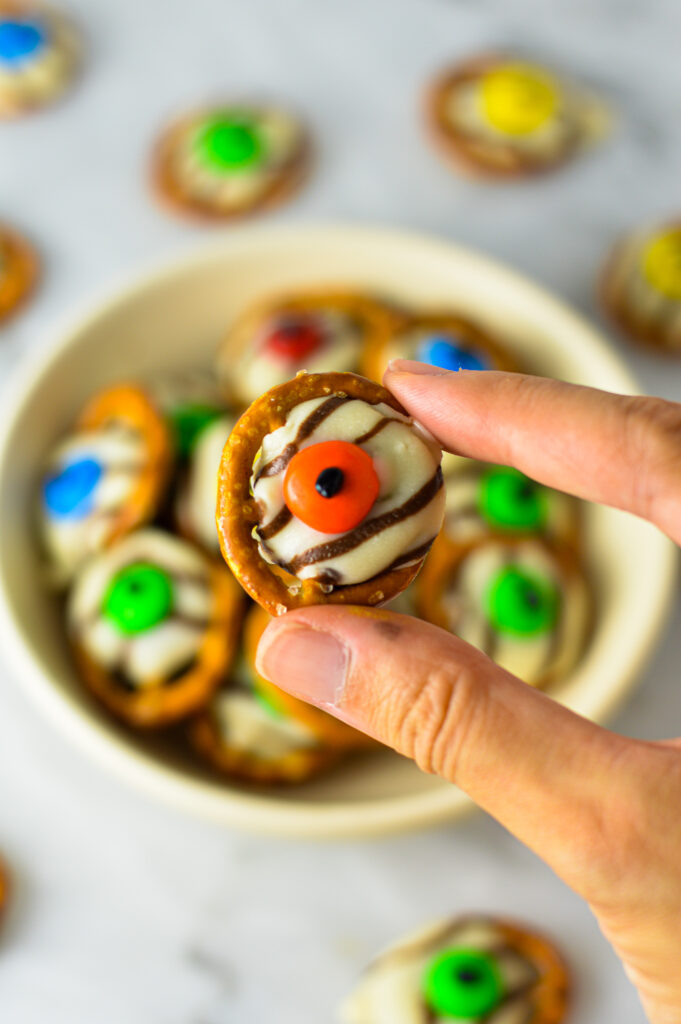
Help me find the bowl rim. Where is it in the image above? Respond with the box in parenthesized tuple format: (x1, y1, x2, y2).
(0, 222, 676, 839)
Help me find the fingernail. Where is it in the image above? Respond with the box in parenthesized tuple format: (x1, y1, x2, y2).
(387, 358, 449, 376)
(256, 624, 349, 708)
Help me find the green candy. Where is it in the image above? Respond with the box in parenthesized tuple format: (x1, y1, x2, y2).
(423, 948, 504, 1019)
(194, 115, 263, 171)
(479, 466, 546, 532)
(103, 563, 174, 635)
(486, 565, 559, 636)
(171, 402, 222, 458)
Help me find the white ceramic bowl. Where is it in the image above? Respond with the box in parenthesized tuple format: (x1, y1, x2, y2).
(0, 224, 676, 838)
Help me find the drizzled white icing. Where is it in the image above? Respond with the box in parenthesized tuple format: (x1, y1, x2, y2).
(171, 107, 303, 210)
(340, 916, 547, 1024)
(68, 529, 213, 687)
(39, 426, 148, 584)
(233, 311, 364, 405)
(252, 396, 444, 587)
(442, 538, 587, 686)
(177, 415, 234, 552)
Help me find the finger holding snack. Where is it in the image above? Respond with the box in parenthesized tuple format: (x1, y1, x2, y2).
(216, 371, 445, 615)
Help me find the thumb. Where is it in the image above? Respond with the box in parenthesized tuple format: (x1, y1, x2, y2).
(256, 604, 632, 897)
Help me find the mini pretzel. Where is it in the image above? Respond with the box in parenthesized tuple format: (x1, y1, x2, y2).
(600, 222, 681, 353)
(189, 693, 340, 786)
(425, 53, 594, 180)
(0, 1, 80, 119)
(152, 102, 311, 223)
(341, 912, 570, 1024)
(76, 384, 173, 542)
(415, 532, 590, 691)
(0, 854, 9, 930)
(360, 308, 518, 381)
(68, 532, 244, 728)
(217, 288, 397, 407)
(0, 223, 38, 322)
(217, 371, 444, 615)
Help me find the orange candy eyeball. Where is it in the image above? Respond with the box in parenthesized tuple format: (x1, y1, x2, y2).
(283, 440, 380, 534)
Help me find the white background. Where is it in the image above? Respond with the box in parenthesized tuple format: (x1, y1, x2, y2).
(2, 0, 681, 1020)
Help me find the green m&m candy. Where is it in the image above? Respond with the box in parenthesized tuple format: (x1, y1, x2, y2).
(171, 402, 223, 458)
(103, 562, 174, 635)
(194, 114, 263, 172)
(479, 466, 546, 532)
(486, 565, 559, 636)
(423, 948, 504, 1019)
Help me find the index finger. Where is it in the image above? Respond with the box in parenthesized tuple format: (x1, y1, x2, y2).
(385, 362, 681, 546)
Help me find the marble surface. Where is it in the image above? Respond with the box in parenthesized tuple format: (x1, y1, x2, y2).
(2, 0, 681, 1020)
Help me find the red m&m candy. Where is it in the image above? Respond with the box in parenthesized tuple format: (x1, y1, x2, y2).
(283, 440, 379, 533)
(263, 315, 324, 362)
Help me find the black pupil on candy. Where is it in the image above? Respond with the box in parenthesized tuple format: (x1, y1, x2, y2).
(457, 968, 481, 984)
(524, 588, 540, 608)
(315, 466, 344, 499)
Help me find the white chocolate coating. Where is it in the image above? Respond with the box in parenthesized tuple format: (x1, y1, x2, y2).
(170, 106, 304, 212)
(68, 529, 214, 688)
(252, 395, 444, 587)
(176, 415, 234, 552)
(341, 915, 551, 1024)
(0, 5, 79, 115)
(442, 538, 588, 686)
(233, 310, 364, 406)
(213, 687, 320, 760)
(39, 426, 148, 585)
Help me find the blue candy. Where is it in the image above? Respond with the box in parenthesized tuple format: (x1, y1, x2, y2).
(43, 458, 102, 518)
(416, 335, 490, 373)
(0, 19, 46, 64)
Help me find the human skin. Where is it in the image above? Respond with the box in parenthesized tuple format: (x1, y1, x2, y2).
(256, 361, 681, 1024)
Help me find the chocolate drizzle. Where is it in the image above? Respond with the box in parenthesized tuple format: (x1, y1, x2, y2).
(282, 467, 443, 574)
(353, 416, 403, 444)
(257, 505, 293, 541)
(255, 394, 350, 480)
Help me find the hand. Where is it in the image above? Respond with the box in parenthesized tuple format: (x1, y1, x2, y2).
(256, 362, 681, 1024)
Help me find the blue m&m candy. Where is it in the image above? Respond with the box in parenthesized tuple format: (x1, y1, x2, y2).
(0, 19, 46, 65)
(417, 335, 490, 372)
(43, 457, 102, 519)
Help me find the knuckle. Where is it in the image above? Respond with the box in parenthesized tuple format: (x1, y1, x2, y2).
(391, 663, 484, 780)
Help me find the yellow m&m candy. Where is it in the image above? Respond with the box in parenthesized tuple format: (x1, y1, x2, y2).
(642, 229, 681, 301)
(481, 63, 558, 135)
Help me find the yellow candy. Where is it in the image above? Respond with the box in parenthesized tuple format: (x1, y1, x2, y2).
(480, 63, 558, 135)
(642, 229, 681, 301)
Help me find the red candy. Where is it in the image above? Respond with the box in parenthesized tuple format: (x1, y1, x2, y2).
(283, 440, 380, 534)
(263, 315, 323, 361)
